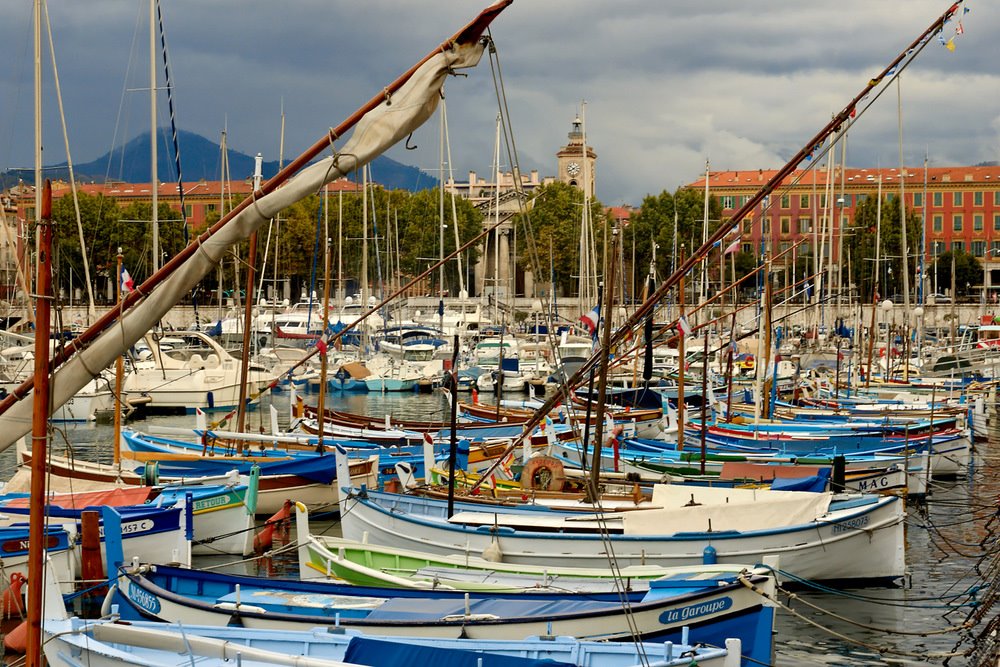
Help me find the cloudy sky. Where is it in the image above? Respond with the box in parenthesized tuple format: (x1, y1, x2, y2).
(1, 1, 996, 206)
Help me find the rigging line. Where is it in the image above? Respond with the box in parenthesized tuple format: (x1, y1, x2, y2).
(484, 32, 581, 422)
(155, 0, 198, 326)
(41, 1, 95, 321)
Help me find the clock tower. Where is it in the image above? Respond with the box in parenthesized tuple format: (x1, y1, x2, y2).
(556, 115, 596, 199)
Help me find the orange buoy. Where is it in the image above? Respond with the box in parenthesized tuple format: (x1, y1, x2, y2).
(520, 455, 566, 492)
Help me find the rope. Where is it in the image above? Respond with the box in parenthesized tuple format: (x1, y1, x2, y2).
(738, 575, 967, 660)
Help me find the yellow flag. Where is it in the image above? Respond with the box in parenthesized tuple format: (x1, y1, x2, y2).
(946, 37, 956, 52)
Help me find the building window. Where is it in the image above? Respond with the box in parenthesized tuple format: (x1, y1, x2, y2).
(184, 204, 192, 217)
(721, 196, 735, 209)
(799, 194, 810, 209)
(975, 214, 984, 231)
(798, 217, 812, 234)
(995, 191, 1000, 206)
(953, 214, 963, 232)
(933, 215, 943, 233)
(741, 243, 753, 254)
(995, 213, 1000, 231)
(932, 240, 946, 256)
(820, 194, 828, 208)
(206, 203, 216, 213)
(933, 192, 943, 207)
(857, 193, 867, 204)
(974, 191, 984, 206)
(780, 242, 791, 254)
(840, 194, 852, 207)
(953, 191, 963, 206)
(742, 218, 753, 234)
(912, 192, 922, 207)
(972, 240, 986, 257)
(992, 240, 1000, 255)
(780, 194, 790, 209)
(780, 217, 791, 235)
(741, 195, 752, 206)
(952, 241, 964, 253)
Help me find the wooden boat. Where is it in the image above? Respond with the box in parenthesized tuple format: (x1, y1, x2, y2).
(112, 559, 775, 658)
(119, 429, 379, 514)
(295, 507, 769, 596)
(0, 479, 256, 556)
(338, 484, 905, 584)
(43, 617, 741, 667)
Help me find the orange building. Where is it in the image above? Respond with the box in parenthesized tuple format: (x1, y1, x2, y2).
(685, 165, 1000, 294)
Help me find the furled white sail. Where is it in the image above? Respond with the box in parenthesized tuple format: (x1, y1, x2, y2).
(0, 37, 489, 449)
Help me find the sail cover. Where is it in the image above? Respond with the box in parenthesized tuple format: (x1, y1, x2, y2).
(0, 29, 493, 450)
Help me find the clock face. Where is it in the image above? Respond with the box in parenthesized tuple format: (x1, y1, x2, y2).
(567, 162, 581, 177)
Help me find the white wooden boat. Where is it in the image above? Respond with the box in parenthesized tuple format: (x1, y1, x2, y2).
(339, 484, 905, 584)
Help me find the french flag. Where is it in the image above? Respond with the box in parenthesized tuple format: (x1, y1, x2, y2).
(120, 267, 135, 294)
(579, 305, 600, 336)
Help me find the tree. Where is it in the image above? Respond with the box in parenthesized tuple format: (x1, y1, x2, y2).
(622, 187, 723, 284)
(513, 181, 608, 296)
(932, 250, 982, 298)
(845, 195, 922, 302)
(397, 188, 481, 296)
(51, 192, 184, 303)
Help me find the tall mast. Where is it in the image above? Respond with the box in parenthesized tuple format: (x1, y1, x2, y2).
(25, 181, 52, 667)
(150, 0, 159, 273)
(236, 154, 262, 434)
(438, 99, 446, 332)
(700, 158, 710, 307)
(361, 165, 369, 311)
(898, 78, 911, 320)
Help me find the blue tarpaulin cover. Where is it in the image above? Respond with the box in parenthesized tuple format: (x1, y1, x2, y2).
(344, 636, 575, 667)
(770, 467, 831, 493)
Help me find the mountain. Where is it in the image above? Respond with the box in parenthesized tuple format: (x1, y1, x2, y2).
(1, 129, 437, 191)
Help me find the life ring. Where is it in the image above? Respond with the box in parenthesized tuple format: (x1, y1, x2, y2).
(520, 455, 566, 492)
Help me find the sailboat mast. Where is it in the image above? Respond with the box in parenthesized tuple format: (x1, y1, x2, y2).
(700, 159, 710, 307)
(236, 155, 263, 434)
(25, 181, 52, 667)
(897, 79, 911, 320)
(150, 0, 159, 273)
(114, 248, 124, 467)
(362, 166, 369, 310)
(439, 102, 446, 330)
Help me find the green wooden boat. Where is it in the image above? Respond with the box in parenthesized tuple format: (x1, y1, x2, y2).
(294, 503, 761, 594)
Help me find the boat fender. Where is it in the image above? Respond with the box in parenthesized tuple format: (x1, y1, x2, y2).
(703, 545, 717, 564)
(1, 572, 25, 618)
(482, 540, 503, 562)
(253, 500, 293, 555)
(143, 461, 159, 487)
(2, 619, 26, 654)
(99, 584, 119, 619)
(520, 455, 565, 492)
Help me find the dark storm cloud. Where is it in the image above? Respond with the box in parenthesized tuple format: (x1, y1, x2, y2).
(1, 1, 996, 204)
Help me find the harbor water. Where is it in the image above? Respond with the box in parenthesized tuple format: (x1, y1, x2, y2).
(4, 387, 997, 666)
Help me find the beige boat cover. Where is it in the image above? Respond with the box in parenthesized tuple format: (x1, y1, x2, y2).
(622, 483, 833, 536)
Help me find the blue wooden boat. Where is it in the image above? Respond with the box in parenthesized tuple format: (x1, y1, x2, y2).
(111, 559, 774, 661)
(43, 617, 740, 667)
